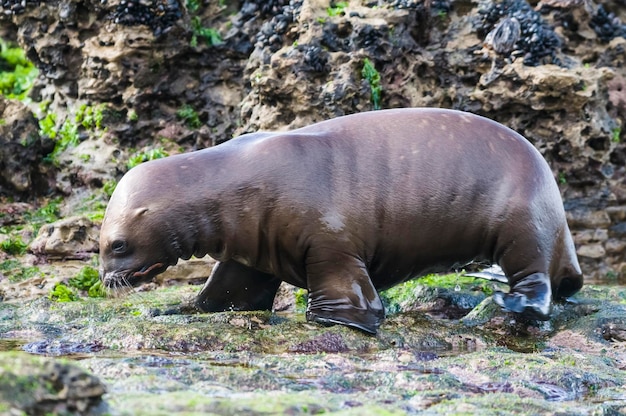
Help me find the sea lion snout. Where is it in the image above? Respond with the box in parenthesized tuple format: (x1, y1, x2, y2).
(99, 261, 168, 289)
(99, 194, 177, 289)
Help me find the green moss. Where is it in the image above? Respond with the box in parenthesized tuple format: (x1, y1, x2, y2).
(612, 127, 621, 143)
(327, 1, 348, 16)
(74, 193, 108, 222)
(38, 112, 57, 139)
(417, 273, 494, 295)
(186, 0, 200, 13)
(88, 280, 106, 298)
(380, 278, 423, 307)
(190, 17, 223, 47)
(42, 117, 78, 165)
(0, 259, 20, 272)
(379, 273, 495, 315)
(0, 259, 43, 283)
(102, 179, 118, 198)
(75, 103, 105, 130)
(362, 58, 382, 110)
(127, 147, 169, 169)
(294, 288, 307, 313)
(0, 38, 38, 100)
(0, 235, 27, 255)
(128, 109, 138, 122)
(176, 104, 202, 129)
(40, 104, 107, 165)
(24, 197, 62, 233)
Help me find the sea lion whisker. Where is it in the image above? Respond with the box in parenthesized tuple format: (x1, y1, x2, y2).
(103, 285, 113, 298)
(111, 280, 124, 298)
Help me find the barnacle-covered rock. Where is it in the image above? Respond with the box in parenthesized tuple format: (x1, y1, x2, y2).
(112, 0, 183, 36)
(484, 17, 521, 54)
(590, 4, 626, 42)
(474, 0, 563, 66)
(0, 0, 41, 16)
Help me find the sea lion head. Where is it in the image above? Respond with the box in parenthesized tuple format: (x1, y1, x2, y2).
(99, 168, 178, 290)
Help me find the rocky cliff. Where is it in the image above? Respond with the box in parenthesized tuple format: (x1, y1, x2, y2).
(1, 0, 626, 281)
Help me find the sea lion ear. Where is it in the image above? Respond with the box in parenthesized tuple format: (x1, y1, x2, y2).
(133, 207, 149, 217)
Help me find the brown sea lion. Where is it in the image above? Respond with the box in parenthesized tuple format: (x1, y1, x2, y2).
(99, 108, 583, 334)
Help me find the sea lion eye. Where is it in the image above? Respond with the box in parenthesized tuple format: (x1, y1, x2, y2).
(111, 240, 128, 254)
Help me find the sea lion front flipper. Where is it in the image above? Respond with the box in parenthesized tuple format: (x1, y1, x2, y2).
(305, 248, 385, 334)
(195, 260, 282, 312)
(493, 273, 551, 321)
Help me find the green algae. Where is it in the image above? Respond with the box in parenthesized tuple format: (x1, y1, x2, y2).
(380, 273, 498, 319)
(0, 259, 43, 283)
(0, 235, 28, 255)
(127, 146, 169, 169)
(362, 57, 382, 110)
(0, 281, 625, 415)
(49, 283, 78, 302)
(105, 389, 406, 416)
(0, 39, 38, 101)
(69, 266, 106, 298)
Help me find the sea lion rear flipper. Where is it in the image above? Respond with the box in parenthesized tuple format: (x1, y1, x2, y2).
(195, 260, 282, 312)
(464, 265, 508, 284)
(493, 272, 551, 320)
(305, 248, 385, 334)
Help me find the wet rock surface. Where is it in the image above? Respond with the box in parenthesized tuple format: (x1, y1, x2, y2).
(0, 284, 624, 414)
(0, 351, 107, 415)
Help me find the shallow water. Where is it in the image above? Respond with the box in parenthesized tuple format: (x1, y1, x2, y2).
(1, 283, 625, 415)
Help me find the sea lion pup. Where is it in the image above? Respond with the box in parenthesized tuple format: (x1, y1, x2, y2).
(99, 108, 583, 334)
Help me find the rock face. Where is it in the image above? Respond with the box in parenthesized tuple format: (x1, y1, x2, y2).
(1, 0, 626, 280)
(0, 352, 106, 415)
(29, 216, 100, 260)
(0, 97, 54, 197)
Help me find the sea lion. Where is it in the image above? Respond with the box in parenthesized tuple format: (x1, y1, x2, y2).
(99, 108, 583, 334)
